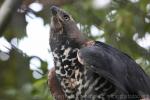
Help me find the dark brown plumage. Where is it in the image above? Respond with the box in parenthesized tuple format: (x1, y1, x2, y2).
(48, 67, 66, 100)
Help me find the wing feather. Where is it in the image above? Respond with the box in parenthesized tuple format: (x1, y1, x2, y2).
(78, 41, 150, 96)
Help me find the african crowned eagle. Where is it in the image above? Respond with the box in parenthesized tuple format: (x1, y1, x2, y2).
(48, 6, 150, 100)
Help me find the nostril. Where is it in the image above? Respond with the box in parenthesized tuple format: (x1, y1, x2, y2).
(51, 6, 59, 15)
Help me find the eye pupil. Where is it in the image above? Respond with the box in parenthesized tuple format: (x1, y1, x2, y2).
(63, 14, 70, 20)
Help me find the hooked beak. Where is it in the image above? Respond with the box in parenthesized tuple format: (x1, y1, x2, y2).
(51, 6, 60, 16)
(50, 6, 63, 33)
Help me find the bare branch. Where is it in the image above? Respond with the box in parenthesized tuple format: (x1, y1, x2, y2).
(0, 0, 23, 36)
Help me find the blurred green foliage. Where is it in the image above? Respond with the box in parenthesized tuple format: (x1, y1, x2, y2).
(0, 0, 150, 100)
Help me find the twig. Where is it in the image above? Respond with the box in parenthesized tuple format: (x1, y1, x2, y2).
(0, 0, 23, 36)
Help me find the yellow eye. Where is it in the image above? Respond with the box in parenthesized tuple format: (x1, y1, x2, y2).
(63, 14, 70, 21)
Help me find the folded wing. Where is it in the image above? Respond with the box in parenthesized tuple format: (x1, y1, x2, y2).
(77, 41, 150, 97)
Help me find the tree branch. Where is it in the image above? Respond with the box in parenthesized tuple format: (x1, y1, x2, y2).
(0, 0, 23, 36)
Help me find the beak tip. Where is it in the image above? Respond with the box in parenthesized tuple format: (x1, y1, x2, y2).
(51, 6, 59, 15)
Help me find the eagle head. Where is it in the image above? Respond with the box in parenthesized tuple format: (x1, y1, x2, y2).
(50, 6, 76, 33)
(50, 6, 86, 51)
